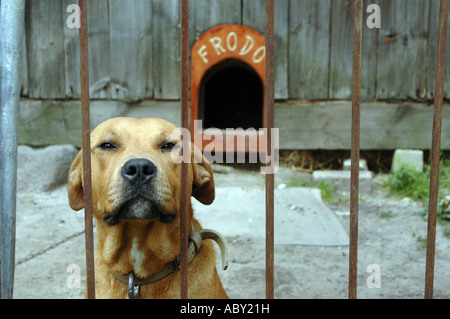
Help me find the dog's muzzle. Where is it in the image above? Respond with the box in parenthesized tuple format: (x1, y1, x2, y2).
(102, 158, 177, 226)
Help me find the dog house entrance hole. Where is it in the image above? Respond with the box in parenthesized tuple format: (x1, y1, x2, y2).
(200, 59, 263, 130)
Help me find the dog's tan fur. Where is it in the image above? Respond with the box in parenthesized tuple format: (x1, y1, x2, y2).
(68, 117, 227, 298)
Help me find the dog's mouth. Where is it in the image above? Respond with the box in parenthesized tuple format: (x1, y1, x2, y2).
(102, 196, 177, 226)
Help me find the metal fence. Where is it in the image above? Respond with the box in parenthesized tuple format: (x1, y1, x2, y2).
(0, 0, 448, 299)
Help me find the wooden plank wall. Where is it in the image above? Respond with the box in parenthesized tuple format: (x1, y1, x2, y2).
(377, 0, 429, 100)
(21, 0, 450, 102)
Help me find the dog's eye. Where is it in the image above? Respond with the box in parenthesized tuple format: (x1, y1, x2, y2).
(98, 142, 117, 151)
(160, 142, 176, 151)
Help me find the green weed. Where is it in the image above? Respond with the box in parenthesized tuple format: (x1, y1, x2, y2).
(384, 155, 450, 204)
(383, 155, 450, 233)
(384, 164, 430, 202)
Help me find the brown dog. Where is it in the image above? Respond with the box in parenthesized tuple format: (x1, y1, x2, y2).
(68, 117, 228, 298)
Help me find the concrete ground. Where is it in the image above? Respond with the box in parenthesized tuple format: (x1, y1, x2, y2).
(11, 163, 450, 299)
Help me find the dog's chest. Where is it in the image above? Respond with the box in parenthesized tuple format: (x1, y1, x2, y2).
(130, 238, 145, 272)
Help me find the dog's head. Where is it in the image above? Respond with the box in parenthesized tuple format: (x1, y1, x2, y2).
(68, 117, 214, 226)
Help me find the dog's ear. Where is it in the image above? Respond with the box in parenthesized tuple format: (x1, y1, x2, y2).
(67, 150, 84, 211)
(191, 143, 215, 205)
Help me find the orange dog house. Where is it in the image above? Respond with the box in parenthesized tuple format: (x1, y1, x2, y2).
(190, 24, 266, 153)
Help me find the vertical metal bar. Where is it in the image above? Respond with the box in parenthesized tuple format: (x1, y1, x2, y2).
(79, 0, 96, 299)
(0, 0, 25, 300)
(425, 0, 448, 300)
(180, 0, 190, 300)
(349, 0, 362, 300)
(265, 0, 275, 300)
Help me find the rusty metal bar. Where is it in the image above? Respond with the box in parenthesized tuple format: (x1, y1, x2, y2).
(180, 0, 190, 300)
(0, 0, 25, 299)
(79, 0, 96, 299)
(265, 0, 275, 300)
(348, 0, 362, 300)
(425, 0, 448, 300)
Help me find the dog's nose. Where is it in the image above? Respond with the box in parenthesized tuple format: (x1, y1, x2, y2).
(121, 158, 157, 184)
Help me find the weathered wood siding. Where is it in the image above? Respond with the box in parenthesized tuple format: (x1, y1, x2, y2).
(20, 0, 450, 101)
(17, 0, 450, 150)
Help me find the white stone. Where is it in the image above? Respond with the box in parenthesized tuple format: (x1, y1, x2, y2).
(391, 149, 424, 173)
(17, 145, 79, 192)
(343, 159, 368, 171)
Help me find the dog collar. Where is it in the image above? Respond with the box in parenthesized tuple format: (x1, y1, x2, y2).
(109, 225, 229, 299)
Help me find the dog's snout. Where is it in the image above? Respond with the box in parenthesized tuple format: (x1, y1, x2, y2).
(121, 158, 157, 184)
